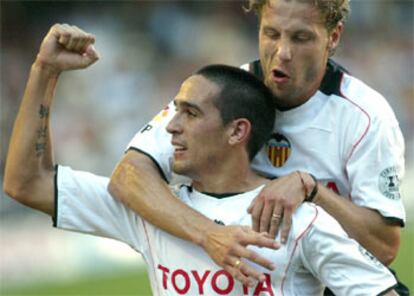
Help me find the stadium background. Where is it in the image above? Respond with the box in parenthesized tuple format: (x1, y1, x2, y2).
(1, 1, 412, 295)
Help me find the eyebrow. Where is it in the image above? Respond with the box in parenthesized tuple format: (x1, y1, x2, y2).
(173, 99, 203, 114)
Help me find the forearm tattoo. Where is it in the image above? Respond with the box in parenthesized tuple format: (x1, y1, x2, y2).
(35, 143, 46, 157)
(37, 127, 48, 138)
(35, 104, 49, 157)
(39, 104, 49, 118)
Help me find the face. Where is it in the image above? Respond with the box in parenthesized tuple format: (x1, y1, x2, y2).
(258, 0, 342, 109)
(166, 75, 230, 179)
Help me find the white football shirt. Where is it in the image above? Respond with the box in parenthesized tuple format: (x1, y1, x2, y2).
(127, 59, 406, 225)
(55, 165, 397, 296)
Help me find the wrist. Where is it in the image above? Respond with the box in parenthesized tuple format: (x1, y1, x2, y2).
(297, 171, 318, 203)
(32, 58, 61, 78)
(197, 222, 222, 249)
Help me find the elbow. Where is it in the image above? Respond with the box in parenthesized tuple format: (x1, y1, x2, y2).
(376, 229, 400, 266)
(3, 175, 31, 205)
(108, 161, 131, 204)
(107, 173, 122, 201)
(108, 150, 151, 203)
(378, 244, 399, 266)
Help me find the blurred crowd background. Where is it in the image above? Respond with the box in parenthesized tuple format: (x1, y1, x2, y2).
(1, 0, 413, 293)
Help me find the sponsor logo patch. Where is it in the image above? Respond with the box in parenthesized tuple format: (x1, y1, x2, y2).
(266, 133, 291, 167)
(378, 166, 401, 200)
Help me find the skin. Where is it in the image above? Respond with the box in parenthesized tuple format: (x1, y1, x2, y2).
(110, 76, 280, 285)
(258, 0, 341, 109)
(4, 21, 400, 294)
(168, 76, 230, 185)
(3, 24, 99, 215)
(3, 23, 279, 286)
(247, 0, 400, 265)
(111, 0, 400, 279)
(166, 75, 268, 194)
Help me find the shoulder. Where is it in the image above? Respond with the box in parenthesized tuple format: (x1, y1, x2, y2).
(292, 203, 348, 240)
(322, 59, 398, 123)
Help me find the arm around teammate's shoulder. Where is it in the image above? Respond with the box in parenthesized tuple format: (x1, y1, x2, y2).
(313, 184, 400, 265)
(108, 149, 215, 245)
(108, 150, 280, 285)
(300, 203, 398, 295)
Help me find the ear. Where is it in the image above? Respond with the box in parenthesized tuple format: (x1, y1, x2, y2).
(328, 22, 343, 56)
(228, 118, 251, 146)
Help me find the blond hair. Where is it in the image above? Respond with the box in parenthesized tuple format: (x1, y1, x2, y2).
(246, 0, 350, 31)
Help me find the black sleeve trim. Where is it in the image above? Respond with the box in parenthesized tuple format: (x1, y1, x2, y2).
(384, 216, 405, 228)
(127, 147, 169, 184)
(52, 164, 59, 227)
(377, 284, 398, 296)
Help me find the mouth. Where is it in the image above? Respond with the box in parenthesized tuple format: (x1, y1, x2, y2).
(171, 141, 187, 155)
(271, 68, 290, 83)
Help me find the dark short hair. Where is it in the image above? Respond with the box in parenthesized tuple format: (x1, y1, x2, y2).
(195, 64, 275, 160)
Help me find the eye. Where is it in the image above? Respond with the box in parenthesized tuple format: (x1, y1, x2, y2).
(263, 27, 279, 40)
(293, 32, 313, 43)
(186, 109, 197, 117)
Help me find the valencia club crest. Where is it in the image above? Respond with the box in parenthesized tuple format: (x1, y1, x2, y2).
(266, 133, 291, 167)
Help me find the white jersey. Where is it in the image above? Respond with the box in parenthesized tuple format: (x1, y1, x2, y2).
(127, 59, 406, 225)
(55, 165, 396, 296)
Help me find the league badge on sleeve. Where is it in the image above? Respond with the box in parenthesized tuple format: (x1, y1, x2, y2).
(378, 166, 401, 200)
(266, 133, 291, 167)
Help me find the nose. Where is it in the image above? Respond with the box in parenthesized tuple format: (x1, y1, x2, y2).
(166, 113, 183, 135)
(276, 37, 292, 61)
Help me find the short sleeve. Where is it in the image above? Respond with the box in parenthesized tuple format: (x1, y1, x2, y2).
(126, 101, 176, 183)
(346, 116, 406, 225)
(300, 204, 397, 295)
(55, 165, 145, 251)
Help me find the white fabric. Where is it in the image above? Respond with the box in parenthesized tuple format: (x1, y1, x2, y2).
(56, 165, 397, 296)
(127, 65, 406, 224)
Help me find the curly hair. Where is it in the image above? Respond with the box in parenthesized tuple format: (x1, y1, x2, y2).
(246, 0, 350, 32)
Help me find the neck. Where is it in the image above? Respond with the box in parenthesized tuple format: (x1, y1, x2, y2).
(191, 151, 269, 194)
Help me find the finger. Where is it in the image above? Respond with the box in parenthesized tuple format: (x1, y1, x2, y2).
(239, 228, 280, 250)
(84, 44, 100, 61)
(57, 23, 72, 46)
(72, 25, 95, 53)
(259, 201, 273, 233)
(247, 195, 258, 214)
(232, 244, 276, 271)
(224, 256, 263, 285)
(57, 29, 70, 46)
(268, 210, 283, 239)
(65, 30, 81, 51)
(249, 200, 264, 233)
(239, 262, 266, 284)
(78, 48, 99, 68)
(226, 264, 254, 286)
(79, 35, 95, 53)
(280, 206, 293, 244)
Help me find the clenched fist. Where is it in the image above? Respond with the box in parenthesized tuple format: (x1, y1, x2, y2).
(35, 23, 99, 74)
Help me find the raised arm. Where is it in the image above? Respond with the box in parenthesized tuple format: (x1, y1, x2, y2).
(109, 149, 280, 286)
(3, 24, 99, 215)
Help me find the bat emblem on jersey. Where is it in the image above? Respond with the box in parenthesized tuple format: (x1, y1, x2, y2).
(266, 133, 291, 167)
